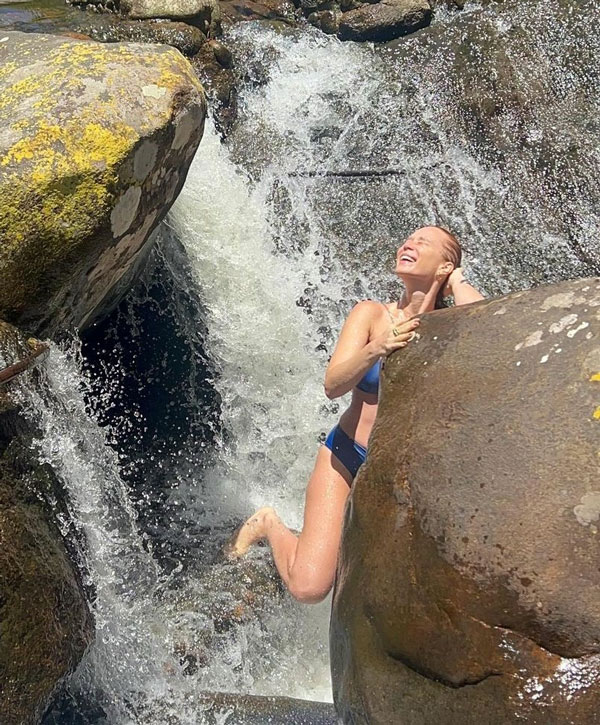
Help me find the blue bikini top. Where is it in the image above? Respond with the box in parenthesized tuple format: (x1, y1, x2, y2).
(356, 359, 381, 395)
(354, 304, 394, 395)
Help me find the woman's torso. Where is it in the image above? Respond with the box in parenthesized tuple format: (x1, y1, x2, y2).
(338, 302, 399, 449)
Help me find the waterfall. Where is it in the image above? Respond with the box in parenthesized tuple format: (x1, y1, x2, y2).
(21, 345, 173, 723)
(18, 0, 600, 721)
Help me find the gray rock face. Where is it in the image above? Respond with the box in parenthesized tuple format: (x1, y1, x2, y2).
(0, 31, 207, 337)
(0, 320, 93, 725)
(331, 278, 600, 723)
(338, 0, 431, 41)
(120, 0, 221, 31)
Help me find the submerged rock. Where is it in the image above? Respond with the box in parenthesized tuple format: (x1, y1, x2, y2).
(191, 692, 337, 723)
(0, 31, 206, 337)
(0, 320, 93, 725)
(331, 278, 600, 723)
(124, 691, 337, 724)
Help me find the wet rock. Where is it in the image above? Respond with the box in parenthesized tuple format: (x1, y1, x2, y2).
(0, 320, 47, 416)
(131, 691, 337, 724)
(191, 41, 237, 136)
(331, 278, 600, 723)
(70, 0, 222, 34)
(119, 0, 221, 34)
(192, 692, 338, 723)
(0, 320, 93, 725)
(83, 18, 207, 56)
(337, 0, 431, 42)
(299, 0, 331, 14)
(338, 0, 361, 12)
(220, 0, 297, 24)
(208, 38, 233, 67)
(308, 7, 340, 33)
(0, 31, 206, 337)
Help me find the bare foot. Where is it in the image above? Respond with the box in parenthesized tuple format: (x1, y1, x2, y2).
(226, 506, 276, 559)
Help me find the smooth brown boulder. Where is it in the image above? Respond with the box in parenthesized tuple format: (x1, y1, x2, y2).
(331, 278, 600, 724)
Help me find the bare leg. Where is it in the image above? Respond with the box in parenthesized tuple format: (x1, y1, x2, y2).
(229, 446, 352, 603)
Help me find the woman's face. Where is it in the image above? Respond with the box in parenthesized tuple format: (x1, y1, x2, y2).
(395, 226, 454, 283)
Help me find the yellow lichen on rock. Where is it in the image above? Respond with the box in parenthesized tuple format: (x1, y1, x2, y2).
(1, 117, 137, 255)
(0, 30, 207, 334)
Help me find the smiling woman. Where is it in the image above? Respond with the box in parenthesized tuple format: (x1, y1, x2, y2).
(228, 226, 484, 604)
(398, 226, 481, 309)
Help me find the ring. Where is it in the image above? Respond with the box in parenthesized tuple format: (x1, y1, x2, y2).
(392, 328, 400, 337)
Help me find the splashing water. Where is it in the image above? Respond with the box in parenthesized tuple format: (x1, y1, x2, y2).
(19, 346, 171, 722)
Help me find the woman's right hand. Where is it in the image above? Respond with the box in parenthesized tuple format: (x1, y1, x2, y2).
(369, 316, 420, 357)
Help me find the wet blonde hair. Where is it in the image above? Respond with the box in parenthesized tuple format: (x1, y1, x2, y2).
(432, 226, 463, 309)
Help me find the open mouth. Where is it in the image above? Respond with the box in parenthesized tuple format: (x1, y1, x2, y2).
(398, 252, 417, 263)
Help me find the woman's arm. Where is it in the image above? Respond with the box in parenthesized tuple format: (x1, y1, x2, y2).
(324, 301, 419, 399)
(446, 268, 484, 306)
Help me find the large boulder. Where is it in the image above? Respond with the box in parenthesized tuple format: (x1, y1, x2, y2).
(331, 278, 600, 723)
(337, 0, 431, 42)
(0, 31, 206, 336)
(0, 321, 93, 725)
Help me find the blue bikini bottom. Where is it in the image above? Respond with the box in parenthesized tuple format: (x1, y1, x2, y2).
(324, 425, 367, 481)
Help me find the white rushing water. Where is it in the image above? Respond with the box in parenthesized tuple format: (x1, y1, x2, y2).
(20, 346, 174, 722)
(20, 2, 600, 721)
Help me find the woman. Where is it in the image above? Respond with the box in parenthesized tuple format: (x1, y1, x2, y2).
(229, 226, 483, 603)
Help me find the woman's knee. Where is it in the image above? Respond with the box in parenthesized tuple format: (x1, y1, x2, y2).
(287, 573, 332, 604)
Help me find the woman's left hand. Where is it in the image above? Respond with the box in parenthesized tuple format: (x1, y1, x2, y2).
(443, 267, 465, 297)
(443, 267, 484, 305)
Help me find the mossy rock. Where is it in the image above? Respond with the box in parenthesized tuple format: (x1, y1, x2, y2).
(0, 31, 207, 336)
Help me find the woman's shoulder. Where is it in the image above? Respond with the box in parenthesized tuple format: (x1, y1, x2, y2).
(350, 299, 393, 318)
(351, 299, 387, 313)
(342, 300, 391, 329)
